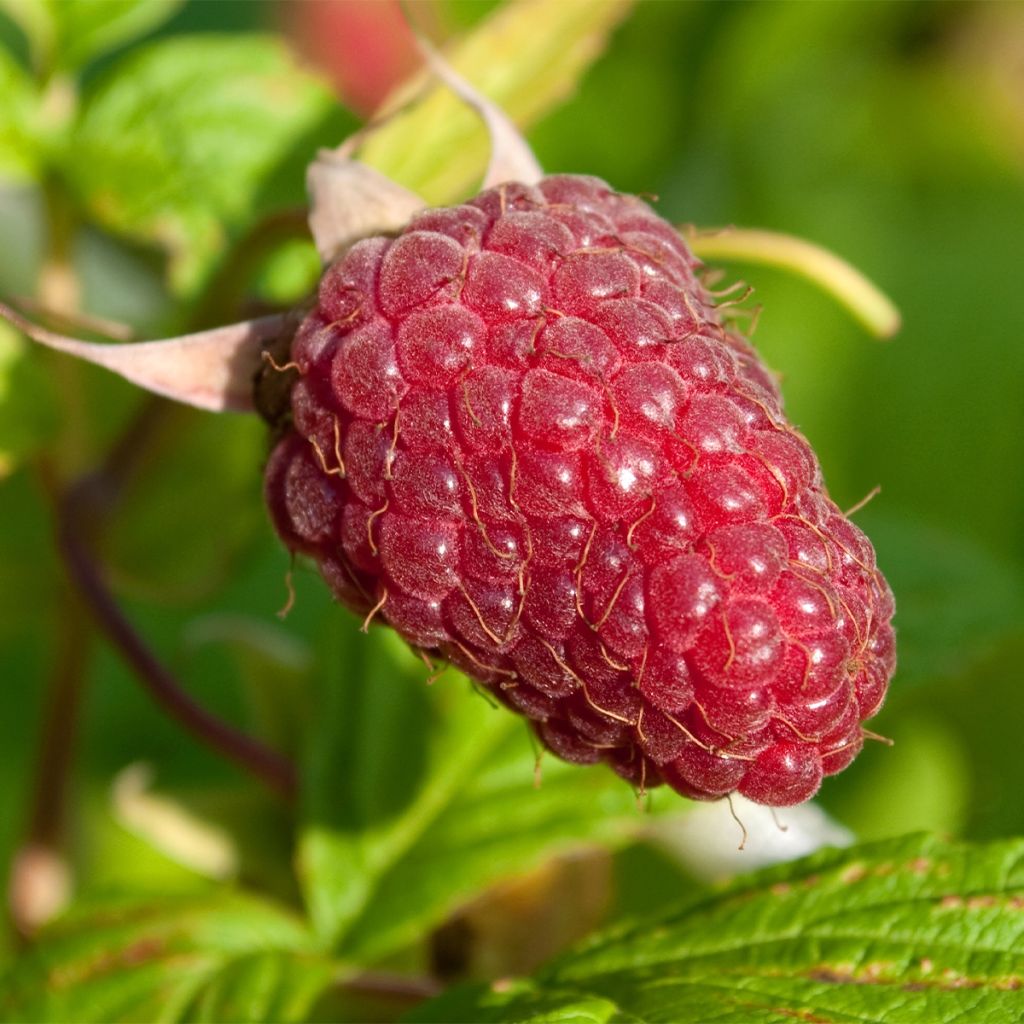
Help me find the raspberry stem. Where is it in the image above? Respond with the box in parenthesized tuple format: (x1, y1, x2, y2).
(684, 227, 901, 339)
(51, 398, 298, 802)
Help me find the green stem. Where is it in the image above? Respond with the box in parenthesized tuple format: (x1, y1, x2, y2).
(685, 227, 901, 340)
(50, 400, 298, 801)
(54, 480, 298, 801)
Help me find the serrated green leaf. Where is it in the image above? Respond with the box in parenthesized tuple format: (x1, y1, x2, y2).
(300, 622, 683, 961)
(410, 834, 1024, 1023)
(359, 0, 633, 203)
(411, 984, 621, 1024)
(0, 46, 38, 181)
(0, 892, 333, 1024)
(412, 981, 623, 1024)
(63, 35, 338, 292)
(0, 320, 58, 475)
(1, 0, 183, 74)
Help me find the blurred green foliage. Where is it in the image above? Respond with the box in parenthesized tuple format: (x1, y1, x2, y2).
(0, 0, 1022, 1020)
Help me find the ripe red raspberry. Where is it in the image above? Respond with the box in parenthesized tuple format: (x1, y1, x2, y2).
(264, 175, 895, 807)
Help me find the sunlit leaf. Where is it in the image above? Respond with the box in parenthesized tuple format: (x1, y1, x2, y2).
(358, 0, 633, 202)
(62, 35, 338, 291)
(299, 625, 514, 949)
(184, 952, 334, 1024)
(0, 0, 183, 74)
(338, 729, 676, 964)
(415, 38, 542, 190)
(0, 46, 38, 182)
(411, 834, 1024, 1023)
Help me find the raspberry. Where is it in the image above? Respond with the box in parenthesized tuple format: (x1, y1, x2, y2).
(264, 175, 896, 807)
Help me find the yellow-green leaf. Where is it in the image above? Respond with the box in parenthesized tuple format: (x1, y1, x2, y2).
(358, 0, 633, 203)
(1, 0, 184, 75)
(0, 47, 38, 182)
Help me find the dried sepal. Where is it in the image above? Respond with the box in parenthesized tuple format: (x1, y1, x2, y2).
(307, 147, 427, 265)
(305, 40, 544, 266)
(0, 298, 290, 412)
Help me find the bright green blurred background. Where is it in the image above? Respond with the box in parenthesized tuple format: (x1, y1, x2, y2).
(1, 0, 1022, 981)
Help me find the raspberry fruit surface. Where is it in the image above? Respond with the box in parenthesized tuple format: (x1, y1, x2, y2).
(265, 175, 895, 807)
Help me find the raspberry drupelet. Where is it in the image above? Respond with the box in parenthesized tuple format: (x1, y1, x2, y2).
(264, 174, 895, 807)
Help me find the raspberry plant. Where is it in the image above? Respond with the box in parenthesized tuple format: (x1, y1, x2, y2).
(1, 2, 1022, 1022)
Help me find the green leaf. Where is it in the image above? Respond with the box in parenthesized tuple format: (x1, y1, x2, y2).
(252, 238, 322, 307)
(0, 0, 183, 74)
(358, 0, 633, 203)
(300, 623, 675, 960)
(410, 834, 1024, 1023)
(0, 46, 38, 181)
(299, 624, 514, 950)
(108, 765, 301, 903)
(0, 892, 334, 1023)
(411, 984, 620, 1024)
(339, 730, 674, 963)
(0, 321, 58, 475)
(63, 35, 337, 292)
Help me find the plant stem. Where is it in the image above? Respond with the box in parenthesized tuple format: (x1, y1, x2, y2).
(13, 193, 303, 912)
(37, 397, 298, 802)
(341, 970, 443, 1003)
(684, 226, 902, 340)
(55, 471, 298, 801)
(38, 175, 80, 315)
